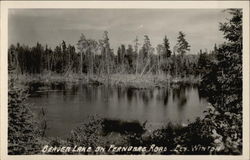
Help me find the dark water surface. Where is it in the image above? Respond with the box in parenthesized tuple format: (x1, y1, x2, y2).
(27, 82, 208, 137)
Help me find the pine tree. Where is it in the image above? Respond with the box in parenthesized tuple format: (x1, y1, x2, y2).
(163, 35, 172, 58)
(142, 35, 152, 60)
(176, 31, 190, 56)
(121, 44, 126, 70)
(8, 82, 42, 154)
(117, 47, 122, 64)
(200, 9, 243, 154)
(102, 31, 111, 76)
(202, 9, 242, 112)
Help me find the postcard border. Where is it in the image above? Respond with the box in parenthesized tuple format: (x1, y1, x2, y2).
(1, 1, 249, 160)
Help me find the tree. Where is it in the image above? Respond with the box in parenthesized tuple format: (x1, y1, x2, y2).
(8, 44, 17, 73)
(32, 42, 44, 74)
(44, 45, 51, 71)
(77, 34, 88, 74)
(140, 35, 154, 76)
(87, 39, 98, 75)
(176, 31, 190, 56)
(142, 35, 152, 60)
(220, 9, 242, 47)
(174, 32, 191, 77)
(53, 44, 63, 73)
(61, 40, 68, 73)
(159, 36, 172, 75)
(214, 43, 218, 52)
(199, 9, 243, 154)
(65, 44, 76, 75)
(202, 9, 242, 112)
(134, 36, 140, 75)
(163, 35, 172, 58)
(117, 47, 122, 64)
(156, 44, 164, 74)
(124, 44, 134, 73)
(120, 44, 126, 71)
(8, 82, 42, 154)
(102, 31, 112, 76)
(197, 49, 209, 75)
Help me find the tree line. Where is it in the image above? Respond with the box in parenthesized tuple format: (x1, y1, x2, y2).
(8, 31, 216, 78)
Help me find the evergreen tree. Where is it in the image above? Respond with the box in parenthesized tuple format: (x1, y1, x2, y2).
(124, 44, 134, 73)
(117, 46, 122, 64)
(199, 9, 243, 154)
(163, 35, 172, 58)
(102, 31, 111, 75)
(121, 44, 126, 68)
(142, 35, 152, 60)
(176, 31, 190, 56)
(8, 82, 42, 154)
(202, 9, 242, 112)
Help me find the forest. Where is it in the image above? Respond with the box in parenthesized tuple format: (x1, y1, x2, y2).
(8, 9, 242, 155)
(8, 30, 217, 82)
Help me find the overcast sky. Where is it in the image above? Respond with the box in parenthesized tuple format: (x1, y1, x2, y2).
(9, 9, 229, 54)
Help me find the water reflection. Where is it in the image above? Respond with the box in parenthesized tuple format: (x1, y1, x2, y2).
(27, 83, 207, 137)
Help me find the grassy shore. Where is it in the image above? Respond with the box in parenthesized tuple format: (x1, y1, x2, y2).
(10, 72, 201, 89)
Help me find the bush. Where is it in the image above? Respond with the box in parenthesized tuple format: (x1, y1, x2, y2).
(8, 80, 43, 154)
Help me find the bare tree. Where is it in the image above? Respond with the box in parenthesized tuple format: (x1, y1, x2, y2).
(140, 35, 154, 77)
(156, 44, 164, 75)
(88, 39, 98, 75)
(134, 36, 140, 75)
(99, 31, 112, 79)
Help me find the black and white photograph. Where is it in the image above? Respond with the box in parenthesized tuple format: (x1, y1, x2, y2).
(1, 1, 249, 159)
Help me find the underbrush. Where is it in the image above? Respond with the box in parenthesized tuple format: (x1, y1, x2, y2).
(10, 73, 201, 90)
(8, 82, 44, 155)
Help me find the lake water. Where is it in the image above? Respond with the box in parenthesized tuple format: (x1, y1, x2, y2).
(27, 82, 208, 138)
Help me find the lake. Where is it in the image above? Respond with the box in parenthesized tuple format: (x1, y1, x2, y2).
(27, 82, 208, 138)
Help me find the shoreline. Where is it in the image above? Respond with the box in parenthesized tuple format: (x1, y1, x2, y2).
(10, 73, 201, 89)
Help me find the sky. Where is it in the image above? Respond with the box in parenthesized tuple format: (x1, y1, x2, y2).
(8, 9, 229, 54)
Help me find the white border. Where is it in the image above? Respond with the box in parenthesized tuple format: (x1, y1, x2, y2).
(1, 1, 249, 160)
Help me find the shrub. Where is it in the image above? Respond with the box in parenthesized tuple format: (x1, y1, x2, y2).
(8, 80, 42, 154)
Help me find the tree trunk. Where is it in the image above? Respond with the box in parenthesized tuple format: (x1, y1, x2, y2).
(91, 53, 94, 75)
(15, 52, 20, 77)
(80, 52, 83, 74)
(157, 54, 160, 75)
(135, 51, 139, 75)
(140, 57, 151, 77)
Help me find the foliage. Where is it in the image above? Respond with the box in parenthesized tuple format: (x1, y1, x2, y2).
(163, 35, 172, 58)
(67, 116, 133, 154)
(197, 49, 216, 76)
(176, 31, 190, 56)
(9, 31, 201, 78)
(68, 115, 105, 148)
(201, 9, 242, 112)
(199, 8, 243, 154)
(8, 80, 43, 154)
